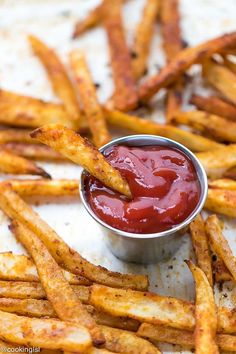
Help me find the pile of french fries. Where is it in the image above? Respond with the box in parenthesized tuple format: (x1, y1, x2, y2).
(1, 0, 236, 353)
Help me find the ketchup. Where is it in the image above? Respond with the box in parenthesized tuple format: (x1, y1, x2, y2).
(85, 145, 201, 234)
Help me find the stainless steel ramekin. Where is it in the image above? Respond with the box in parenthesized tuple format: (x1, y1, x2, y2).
(80, 135, 208, 264)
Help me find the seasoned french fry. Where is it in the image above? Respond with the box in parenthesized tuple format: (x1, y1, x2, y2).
(138, 31, 236, 101)
(138, 324, 236, 352)
(205, 188, 236, 217)
(190, 215, 213, 287)
(173, 110, 236, 142)
(29, 35, 81, 123)
(69, 51, 110, 147)
(11, 220, 104, 345)
(0, 129, 35, 144)
(73, 2, 105, 37)
(0, 90, 76, 129)
(224, 56, 236, 75)
(0, 143, 64, 161)
(206, 215, 236, 283)
(211, 246, 232, 282)
(0, 150, 50, 178)
(186, 260, 219, 354)
(203, 60, 236, 106)
(31, 124, 131, 197)
(132, 0, 160, 79)
(103, 0, 138, 111)
(209, 178, 236, 190)
(0, 185, 148, 290)
(0, 309, 91, 351)
(2, 179, 79, 197)
(0, 252, 91, 285)
(196, 145, 236, 179)
(105, 109, 223, 151)
(190, 94, 236, 121)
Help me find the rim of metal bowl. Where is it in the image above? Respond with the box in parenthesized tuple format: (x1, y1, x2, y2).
(79, 135, 208, 240)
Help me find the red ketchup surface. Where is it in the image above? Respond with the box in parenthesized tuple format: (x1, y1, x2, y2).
(85, 145, 201, 234)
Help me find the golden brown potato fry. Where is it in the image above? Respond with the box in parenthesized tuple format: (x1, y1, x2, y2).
(206, 215, 236, 283)
(224, 56, 236, 75)
(203, 60, 236, 106)
(0, 129, 35, 144)
(138, 31, 236, 101)
(73, 2, 105, 37)
(205, 188, 236, 217)
(0, 143, 64, 161)
(209, 178, 236, 190)
(138, 324, 236, 352)
(0, 252, 91, 285)
(0, 309, 91, 351)
(105, 109, 223, 151)
(0, 185, 148, 290)
(29, 35, 81, 123)
(190, 215, 213, 287)
(196, 145, 236, 179)
(31, 124, 131, 197)
(2, 179, 79, 197)
(11, 220, 104, 345)
(87, 349, 115, 354)
(165, 82, 183, 123)
(173, 110, 236, 142)
(132, 0, 160, 79)
(0, 90, 76, 130)
(69, 51, 110, 147)
(211, 248, 232, 283)
(103, 0, 138, 111)
(186, 260, 219, 354)
(0, 150, 50, 178)
(190, 94, 236, 121)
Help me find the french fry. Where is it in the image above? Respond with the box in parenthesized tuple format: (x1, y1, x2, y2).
(206, 215, 236, 283)
(0, 185, 148, 290)
(205, 188, 236, 217)
(31, 124, 131, 197)
(211, 246, 232, 283)
(0, 143, 64, 161)
(0, 129, 35, 144)
(0, 90, 76, 130)
(209, 178, 236, 190)
(0, 252, 91, 285)
(138, 324, 236, 352)
(203, 60, 236, 106)
(173, 110, 236, 142)
(132, 0, 160, 79)
(2, 179, 79, 197)
(138, 31, 236, 101)
(0, 309, 91, 351)
(69, 51, 110, 147)
(0, 150, 50, 178)
(224, 56, 236, 75)
(190, 94, 236, 121)
(196, 145, 236, 179)
(105, 109, 223, 151)
(190, 215, 213, 287)
(29, 35, 81, 123)
(103, 0, 138, 111)
(11, 220, 104, 345)
(186, 260, 219, 354)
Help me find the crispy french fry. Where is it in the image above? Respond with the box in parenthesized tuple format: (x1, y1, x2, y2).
(138, 31, 236, 101)
(203, 60, 236, 106)
(206, 215, 236, 283)
(31, 124, 131, 197)
(205, 188, 236, 217)
(2, 179, 79, 197)
(165, 82, 183, 123)
(186, 260, 219, 354)
(105, 109, 223, 151)
(0, 185, 148, 290)
(211, 247, 232, 283)
(224, 56, 236, 75)
(209, 178, 236, 190)
(0, 150, 50, 178)
(29, 35, 81, 123)
(0, 90, 76, 130)
(0, 252, 91, 285)
(103, 0, 138, 111)
(138, 324, 236, 352)
(190, 215, 213, 287)
(0, 129, 35, 144)
(0, 309, 91, 351)
(0, 143, 64, 161)
(132, 0, 160, 79)
(11, 220, 104, 345)
(69, 51, 110, 147)
(190, 94, 236, 121)
(196, 145, 236, 179)
(173, 110, 236, 142)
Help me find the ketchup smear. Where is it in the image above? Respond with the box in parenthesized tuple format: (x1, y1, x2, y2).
(85, 145, 201, 234)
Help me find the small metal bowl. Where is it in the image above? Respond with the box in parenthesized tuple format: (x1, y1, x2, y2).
(80, 135, 208, 264)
